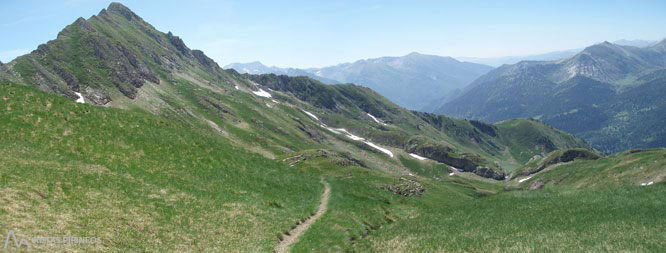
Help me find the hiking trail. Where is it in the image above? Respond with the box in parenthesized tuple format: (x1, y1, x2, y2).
(275, 180, 331, 253)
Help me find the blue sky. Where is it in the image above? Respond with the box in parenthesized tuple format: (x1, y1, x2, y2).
(1, 0, 665, 68)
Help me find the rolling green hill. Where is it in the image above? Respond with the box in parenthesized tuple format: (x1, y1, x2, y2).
(0, 3, 664, 252)
(3, 81, 665, 251)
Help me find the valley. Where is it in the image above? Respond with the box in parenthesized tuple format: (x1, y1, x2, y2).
(0, 2, 664, 252)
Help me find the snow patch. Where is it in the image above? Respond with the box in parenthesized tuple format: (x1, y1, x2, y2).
(301, 110, 319, 121)
(272, 99, 279, 104)
(322, 126, 392, 157)
(641, 181, 654, 186)
(235, 85, 239, 90)
(449, 172, 455, 176)
(321, 125, 342, 134)
(363, 141, 394, 157)
(367, 113, 387, 125)
(74, 92, 85, 104)
(252, 88, 272, 98)
(304, 107, 393, 158)
(518, 176, 533, 183)
(339, 129, 364, 141)
(409, 153, 427, 160)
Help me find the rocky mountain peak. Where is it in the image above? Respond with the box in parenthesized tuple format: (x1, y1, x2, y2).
(105, 2, 139, 21)
(581, 41, 619, 54)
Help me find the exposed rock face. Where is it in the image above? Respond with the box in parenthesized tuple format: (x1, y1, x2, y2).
(384, 178, 425, 197)
(292, 116, 325, 143)
(192, 50, 220, 69)
(518, 148, 601, 177)
(469, 120, 497, 137)
(106, 2, 140, 21)
(167, 32, 190, 57)
(406, 141, 505, 180)
(537, 149, 600, 171)
(84, 87, 112, 105)
(0, 61, 7, 80)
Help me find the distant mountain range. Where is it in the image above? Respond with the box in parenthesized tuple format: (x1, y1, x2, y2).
(439, 39, 666, 153)
(226, 53, 493, 111)
(225, 61, 341, 84)
(459, 39, 658, 67)
(227, 39, 658, 112)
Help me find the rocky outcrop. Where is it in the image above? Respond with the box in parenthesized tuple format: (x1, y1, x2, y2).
(406, 139, 505, 180)
(291, 116, 325, 143)
(518, 148, 601, 177)
(84, 87, 112, 105)
(0, 61, 8, 80)
(192, 50, 220, 69)
(384, 178, 425, 197)
(282, 149, 367, 169)
(106, 2, 140, 21)
(538, 149, 600, 171)
(470, 120, 497, 137)
(167, 32, 190, 57)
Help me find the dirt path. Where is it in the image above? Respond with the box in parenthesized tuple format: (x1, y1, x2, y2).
(275, 180, 330, 253)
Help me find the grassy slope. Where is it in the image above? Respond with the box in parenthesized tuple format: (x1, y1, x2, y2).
(354, 184, 666, 252)
(0, 82, 322, 251)
(288, 148, 666, 252)
(521, 149, 666, 190)
(2, 3, 663, 252)
(2, 64, 666, 253)
(287, 148, 666, 252)
(496, 119, 590, 164)
(247, 74, 590, 175)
